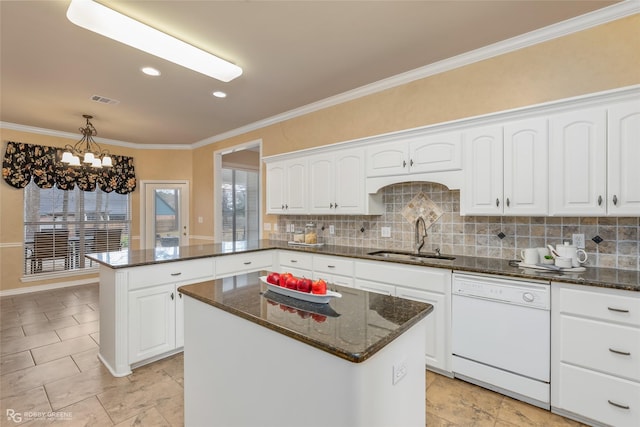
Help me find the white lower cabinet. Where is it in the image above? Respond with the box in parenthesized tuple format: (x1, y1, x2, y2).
(354, 260, 452, 373)
(552, 282, 640, 427)
(312, 254, 355, 288)
(277, 250, 313, 278)
(214, 251, 274, 278)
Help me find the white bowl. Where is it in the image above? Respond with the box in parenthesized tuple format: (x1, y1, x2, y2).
(555, 256, 572, 269)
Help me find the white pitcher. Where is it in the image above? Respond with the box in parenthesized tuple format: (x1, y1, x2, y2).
(556, 242, 588, 268)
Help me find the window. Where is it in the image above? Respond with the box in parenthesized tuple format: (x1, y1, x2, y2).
(23, 181, 131, 276)
(221, 168, 259, 244)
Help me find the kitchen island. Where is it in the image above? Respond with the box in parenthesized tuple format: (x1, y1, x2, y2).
(178, 271, 433, 427)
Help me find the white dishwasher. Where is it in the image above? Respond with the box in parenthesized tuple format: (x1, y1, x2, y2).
(452, 273, 551, 409)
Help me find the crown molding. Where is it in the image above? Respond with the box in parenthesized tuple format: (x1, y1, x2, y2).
(193, 0, 639, 148)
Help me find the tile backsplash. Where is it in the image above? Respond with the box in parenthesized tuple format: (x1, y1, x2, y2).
(270, 182, 640, 271)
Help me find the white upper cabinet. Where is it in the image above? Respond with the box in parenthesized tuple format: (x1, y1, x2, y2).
(462, 118, 548, 216)
(309, 149, 370, 214)
(461, 125, 504, 215)
(266, 159, 307, 215)
(549, 107, 607, 216)
(366, 132, 463, 177)
(503, 117, 548, 215)
(607, 100, 640, 216)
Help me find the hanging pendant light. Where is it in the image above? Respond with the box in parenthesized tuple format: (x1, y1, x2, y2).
(61, 115, 113, 168)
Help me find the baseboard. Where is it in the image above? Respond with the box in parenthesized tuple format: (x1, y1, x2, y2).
(0, 277, 99, 297)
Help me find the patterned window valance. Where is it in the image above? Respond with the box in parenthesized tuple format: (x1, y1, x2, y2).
(2, 141, 136, 194)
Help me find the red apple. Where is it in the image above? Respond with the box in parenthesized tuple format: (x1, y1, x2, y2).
(279, 272, 293, 287)
(266, 272, 280, 285)
(311, 279, 327, 295)
(297, 277, 312, 293)
(285, 276, 299, 290)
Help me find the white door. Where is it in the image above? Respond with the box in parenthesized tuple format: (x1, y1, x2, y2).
(309, 154, 335, 214)
(549, 108, 607, 216)
(266, 162, 286, 213)
(366, 140, 409, 177)
(608, 101, 640, 216)
(409, 132, 463, 173)
(503, 117, 548, 215)
(334, 149, 364, 213)
(461, 125, 504, 215)
(142, 181, 189, 249)
(285, 159, 308, 214)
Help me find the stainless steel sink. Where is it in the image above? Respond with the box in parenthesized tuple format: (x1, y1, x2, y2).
(367, 250, 456, 261)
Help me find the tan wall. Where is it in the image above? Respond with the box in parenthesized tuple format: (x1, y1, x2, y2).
(1, 14, 638, 292)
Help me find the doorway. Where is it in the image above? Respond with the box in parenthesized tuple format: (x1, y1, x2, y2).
(214, 141, 261, 247)
(141, 181, 190, 249)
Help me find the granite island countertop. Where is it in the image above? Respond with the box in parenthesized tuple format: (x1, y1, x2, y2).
(86, 240, 640, 292)
(177, 271, 433, 363)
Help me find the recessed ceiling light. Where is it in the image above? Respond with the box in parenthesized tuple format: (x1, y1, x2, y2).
(66, 0, 243, 82)
(213, 91, 227, 98)
(141, 67, 161, 76)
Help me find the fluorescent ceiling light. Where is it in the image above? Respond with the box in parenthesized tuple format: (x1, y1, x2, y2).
(67, 0, 242, 82)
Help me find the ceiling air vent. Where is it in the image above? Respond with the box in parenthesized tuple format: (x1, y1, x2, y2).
(90, 95, 120, 105)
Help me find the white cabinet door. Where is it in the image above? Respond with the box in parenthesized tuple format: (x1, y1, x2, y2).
(396, 287, 449, 373)
(266, 162, 286, 214)
(286, 159, 308, 214)
(549, 107, 607, 216)
(366, 141, 409, 177)
(503, 117, 548, 215)
(334, 149, 365, 214)
(462, 125, 504, 215)
(129, 283, 176, 363)
(409, 132, 463, 173)
(308, 154, 335, 214)
(355, 280, 396, 296)
(608, 101, 640, 216)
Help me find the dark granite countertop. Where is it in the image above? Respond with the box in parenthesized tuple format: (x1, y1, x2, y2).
(86, 240, 640, 292)
(178, 271, 433, 363)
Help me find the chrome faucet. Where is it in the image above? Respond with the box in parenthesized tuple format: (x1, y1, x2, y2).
(415, 217, 427, 253)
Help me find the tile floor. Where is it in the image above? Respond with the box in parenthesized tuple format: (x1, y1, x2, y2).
(0, 283, 587, 426)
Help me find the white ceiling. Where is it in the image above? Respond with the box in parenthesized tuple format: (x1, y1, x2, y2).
(0, 0, 621, 147)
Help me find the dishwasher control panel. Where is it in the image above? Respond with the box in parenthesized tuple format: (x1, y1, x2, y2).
(452, 273, 550, 309)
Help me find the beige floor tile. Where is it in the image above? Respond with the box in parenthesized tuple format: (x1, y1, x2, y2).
(19, 301, 67, 315)
(0, 326, 25, 341)
(426, 411, 457, 426)
(0, 331, 60, 355)
(426, 375, 503, 426)
(0, 312, 49, 329)
(56, 320, 99, 341)
(114, 406, 171, 427)
(44, 304, 95, 321)
(71, 347, 102, 372)
(21, 396, 114, 427)
(0, 350, 34, 375)
(496, 396, 587, 426)
(155, 397, 184, 427)
(0, 356, 79, 399)
(73, 309, 100, 324)
(31, 335, 98, 364)
(0, 386, 51, 425)
(22, 316, 79, 336)
(90, 332, 100, 345)
(98, 376, 183, 424)
(45, 365, 130, 410)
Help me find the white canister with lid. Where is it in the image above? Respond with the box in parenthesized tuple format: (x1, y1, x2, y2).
(556, 242, 588, 267)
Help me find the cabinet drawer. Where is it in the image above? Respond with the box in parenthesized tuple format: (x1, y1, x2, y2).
(556, 284, 640, 326)
(560, 316, 640, 381)
(556, 363, 640, 427)
(278, 250, 313, 271)
(215, 251, 274, 278)
(355, 280, 395, 296)
(356, 260, 450, 293)
(128, 259, 214, 290)
(313, 255, 354, 277)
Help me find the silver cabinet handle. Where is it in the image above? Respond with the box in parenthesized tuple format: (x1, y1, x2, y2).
(290, 259, 298, 263)
(506, 198, 510, 207)
(243, 261, 251, 265)
(598, 195, 603, 206)
(402, 160, 406, 168)
(285, 204, 288, 209)
(170, 292, 174, 300)
(608, 400, 630, 410)
(496, 198, 500, 207)
(334, 202, 338, 208)
(608, 306, 629, 313)
(179, 293, 182, 299)
(330, 203, 334, 208)
(613, 194, 618, 205)
(171, 272, 182, 276)
(609, 348, 631, 356)
(410, 159, 414, 166)
(327, 265, 335, 268)
(281, 204, 285, 210)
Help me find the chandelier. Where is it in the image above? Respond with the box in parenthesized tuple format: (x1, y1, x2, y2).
(61, 115, 113, 168)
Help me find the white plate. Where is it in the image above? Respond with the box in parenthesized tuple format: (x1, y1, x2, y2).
(518, 263, 586, 273)
(260, 276, 341, 304)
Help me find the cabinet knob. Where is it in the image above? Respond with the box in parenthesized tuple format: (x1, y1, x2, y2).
(506, 198, 510, 208)
(330, 203, 334, 208)
(179, 293, 182, 299)
(281, 204, 285, 210)
(496, 198, 500, 207)
(402, 160, 406, 168)
(598, 195, 603, 206)
(170, 292, 174, 300)
(334, 202, 338, 208)
(613, 194, 618, 205)
(410, 159, 414, 167)
(285, 204, 288, 209)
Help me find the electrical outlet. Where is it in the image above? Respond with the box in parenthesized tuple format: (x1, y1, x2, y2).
(264, 222, 271, 231)
(573, 233, 585, 249)
(273, 223, 278, 232)
(392, 359, 407, 385)
(198, 216, 203, 224)
(381, 227, 391, 238)
(329, 225, 335, 235)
